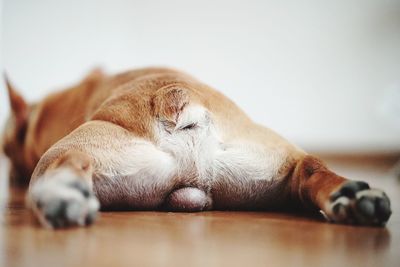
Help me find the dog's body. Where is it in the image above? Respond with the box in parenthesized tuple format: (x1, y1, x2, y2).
(2, 67, 392, 228)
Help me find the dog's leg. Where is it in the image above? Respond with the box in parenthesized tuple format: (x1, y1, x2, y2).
(290, 155, 392, 226)
(28, 149, 99, 228)
(210, 117, 392, 225)
(27, 120, 176, 228)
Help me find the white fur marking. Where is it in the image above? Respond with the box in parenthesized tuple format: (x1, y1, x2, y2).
(28, 168, 99, 228)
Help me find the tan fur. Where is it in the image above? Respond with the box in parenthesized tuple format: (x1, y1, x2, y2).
(2, 67, 391, 228)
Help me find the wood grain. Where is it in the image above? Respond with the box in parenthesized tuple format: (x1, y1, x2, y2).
(1, 155, 399, 267)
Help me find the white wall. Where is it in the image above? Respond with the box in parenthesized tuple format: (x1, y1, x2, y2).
(1, 0, 400, 153)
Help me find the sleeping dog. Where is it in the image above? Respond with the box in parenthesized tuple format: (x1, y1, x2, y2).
(2, 67, 392, 228)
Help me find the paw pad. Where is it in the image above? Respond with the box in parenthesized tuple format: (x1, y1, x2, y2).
(29, 170, 100, 229)
(326, 181, 391, 226)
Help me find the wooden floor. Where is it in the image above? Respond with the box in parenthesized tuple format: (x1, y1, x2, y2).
(1, 155, 399, 267)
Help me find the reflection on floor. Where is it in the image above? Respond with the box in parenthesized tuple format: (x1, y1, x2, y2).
(0, 154, 399, 267)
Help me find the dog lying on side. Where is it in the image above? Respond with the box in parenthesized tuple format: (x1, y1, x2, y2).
(2, 67, 392, 228)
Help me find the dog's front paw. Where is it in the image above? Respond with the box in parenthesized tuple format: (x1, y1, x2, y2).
(28, 169, 100, 229)
(324, 181, 392, 226)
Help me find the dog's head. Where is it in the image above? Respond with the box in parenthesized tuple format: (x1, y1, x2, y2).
(2, 76, 31, 181)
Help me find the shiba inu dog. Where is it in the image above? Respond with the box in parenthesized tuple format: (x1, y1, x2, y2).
(2, 67, 392, 228)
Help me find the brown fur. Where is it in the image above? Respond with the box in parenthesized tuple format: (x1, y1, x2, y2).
(2, 67, 391, 227)
(290, 155, 347, 209)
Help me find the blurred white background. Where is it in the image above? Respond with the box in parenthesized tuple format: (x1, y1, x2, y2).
(1, 0, 399, 153)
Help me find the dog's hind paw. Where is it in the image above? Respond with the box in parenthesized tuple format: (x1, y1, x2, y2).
(28, 169, 100, 229)
(324, 181, 391, 226)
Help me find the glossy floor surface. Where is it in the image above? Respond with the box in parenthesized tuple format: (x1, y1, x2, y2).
(1, 155, 399, 267)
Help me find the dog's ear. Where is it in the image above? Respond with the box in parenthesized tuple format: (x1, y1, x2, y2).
(4, 74, 28, 141)
(81, 67, 105, 87)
